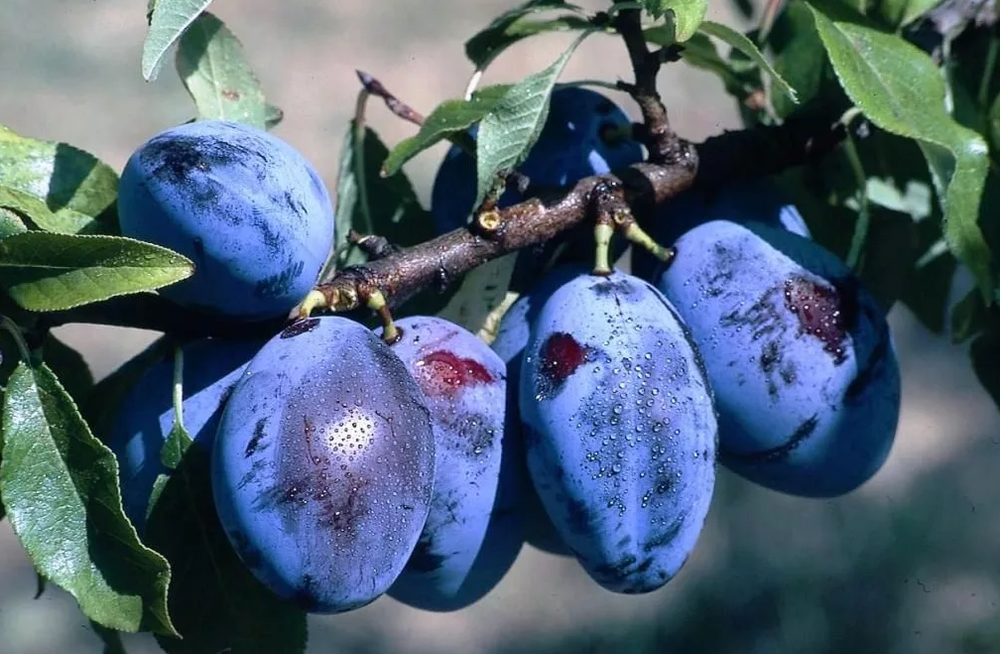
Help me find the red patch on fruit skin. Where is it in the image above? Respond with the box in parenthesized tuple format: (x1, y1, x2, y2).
(783, 276, 847, 364)
(414, 350, 495, 398)
(540, 332, 591, 389)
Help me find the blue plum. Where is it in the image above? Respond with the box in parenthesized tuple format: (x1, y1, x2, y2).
(109, 337, 265, 533)
(379, 316, 523, 611)
(212, 316, 436, 613)
(633, 178, 811, 282)
(118, 120, 335, 320)
(519, 271, 718, 593)
(430, 86, 644, 235)
(654, 220, 901, 497)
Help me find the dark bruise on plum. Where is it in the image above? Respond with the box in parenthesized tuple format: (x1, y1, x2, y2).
(382, 316, 523, 612)
(212, 316, 436, 614)
(520, 271, 718, 594)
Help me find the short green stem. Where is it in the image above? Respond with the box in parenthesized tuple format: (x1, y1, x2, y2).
(593, 223, 614, 275)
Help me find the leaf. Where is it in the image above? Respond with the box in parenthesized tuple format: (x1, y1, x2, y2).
(0, 207, 27, 240)
(175, 12, 267, 129)
(464, 0, 587, 68)
(951, 287, 988, 343)
(0, 362, 176, 635)
(334, 124, 435, 271)
(42, 334, 94, 406)
(876, 0, 946, 28)
(264, 103, 284, 130)
(437, 253, 521, 337)
(698, 21, 798, 104)
(382, 84, 512, 177)
(663, 0, 708, 42)
(0, 232, 194, 312)
(476, 30, 595, 207)
(90, 621, 129, 654)
(808, 4, 994, 302)
(0, 125, 119, 235)
(142, 0, 214, 81)
(147, 445, 307, 654)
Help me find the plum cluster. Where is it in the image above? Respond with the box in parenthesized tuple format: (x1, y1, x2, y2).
(109, 91, 901, 616)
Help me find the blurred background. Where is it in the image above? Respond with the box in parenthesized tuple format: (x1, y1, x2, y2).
(2, 0, 999, 652)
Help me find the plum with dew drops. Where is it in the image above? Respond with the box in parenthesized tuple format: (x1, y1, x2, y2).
(117, 120, 335, 320)
(212, 316, 436, 613)
(109, 337, 266, 533)
(380, 316, 523, 611)
(519, 271, 718, 593)
(430, 86, 644, 235)
(654, 220, 901, 497)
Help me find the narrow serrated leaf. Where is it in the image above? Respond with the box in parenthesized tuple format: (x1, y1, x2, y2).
(0, 362, 176, 635)
(334, 124, 435, 271)
(264, 103, 284, 130)
(0, 232, 194, 312)
(663, 0, 707, 41)
(142, 0, 214, 81)
(808, 4, 994, 302)
(42, 334, 94, 406)
(0, 207, 27, 240)
(0, 125, 119, 235)
(175, 12, 267, 128)
(698, 21, 798, 104)
(465, 0, 587, 68)
(437, 253, 520, 337)
(382, 85, 512, 177)
(476, 30, 595, 207)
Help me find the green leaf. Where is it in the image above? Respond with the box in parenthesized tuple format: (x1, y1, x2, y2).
(147, 445, 307, 654)
(0, 232, 194, 312)
(0, 362, 176, 635)
(333, 124, 435, 271)
(464, 0, 587, 68)
(951, 287, 989, 343)
(264, 103, 284, 130)
(476, 30, 595, 207)
(698, 21, 798, 104)
(0, 125, 119, 235)
(175, 12, 267, 129)
(807, 4, 994, 302)
(382, 84, 512, 178)
(90, 621, 129, 654)
(142, 0, 214, 81)
(0, 207, 27, 240)
(42, 334, 94, 407)
(875, 0, 945, 28)
(663, 0, 708, 42)
(437, 253, 520, 338)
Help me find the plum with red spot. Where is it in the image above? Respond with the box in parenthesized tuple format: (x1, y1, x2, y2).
(212, 316, 436, 613)
(379, 316, 523, 611)
(654, 220, 900, 497)
(519, 271, 718, 594)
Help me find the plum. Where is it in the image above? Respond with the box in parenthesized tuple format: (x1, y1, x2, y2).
(212, 316, 436, 613)
(654, 220, 901, 497)
(519, 271, 718, 593)
(109, 337, 265, 533)
(379, 316, 522, 611)
(430, 86, 644, 235)
(633, 178, 811, 282)
(118, 120, 335, 320)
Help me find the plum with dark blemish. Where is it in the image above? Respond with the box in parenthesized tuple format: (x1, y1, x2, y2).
(654, 220, 900, 497)
(109, 337, 265, 533)
(633, 178, 812, 282)
(376, 316, 523, 611)
(519, 270, 718, 593)
(117, 120, 335, 320)
(430, 87, 644, 235)
(212, 316, 436, 613)
(492, 264, 588, 557)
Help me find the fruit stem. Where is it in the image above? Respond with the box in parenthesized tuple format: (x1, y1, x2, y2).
(623, 222, 676, 265)
(593, 223, 614, 275)
(0, 314, 31, 363)
(172, 346, 185, 430)
(295, 290, 328, 319)
(367, 289, 400, 344)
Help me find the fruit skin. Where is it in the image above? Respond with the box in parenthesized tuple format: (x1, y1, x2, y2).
(212, 316, 436, 613)
(492, 265, 587, 556)
(633, 179, 811, 282)
(519, 271, 718, 593)
(380, 316, 523, 611)
(430, 86, 644, 235)
(118, 120, 335, 320)
(654, 220, 901, 497)
(109, 337, 265, 533)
